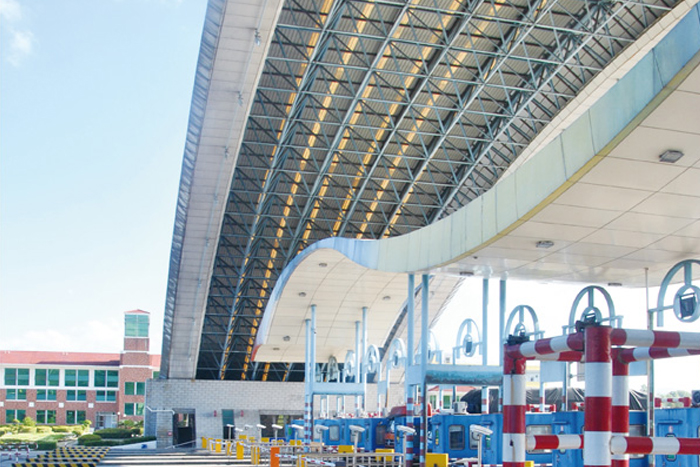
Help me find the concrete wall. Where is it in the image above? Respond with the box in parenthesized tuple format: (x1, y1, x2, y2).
(146, 379, 406, 447)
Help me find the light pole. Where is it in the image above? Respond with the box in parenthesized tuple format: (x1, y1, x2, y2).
(349, 425, 365, 452)
(396, 425, 416, 465)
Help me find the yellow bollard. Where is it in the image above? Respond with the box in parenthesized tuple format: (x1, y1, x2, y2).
(215, 439, 222, 453)
(202, 437, 208, 449)
(425, 453, 448, 467)
(262, 437, 270, 443)
(375, 448, 394, 462)
(338, 445, 354, 453)
(525, 462, 535, 467)
(236, 441, 244, 460)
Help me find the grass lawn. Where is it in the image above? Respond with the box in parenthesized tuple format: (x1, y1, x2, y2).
(0, 432, 72, 443)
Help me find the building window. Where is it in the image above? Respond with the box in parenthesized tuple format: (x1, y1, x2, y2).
(5, 409, 26, 423)
(65, 370, 89, 387)
(6, 389, 27, 401)
(443, 394, 451, 409)
(36, 389, 57, 401)
(36, 410, 56, 424)
(35, 369, 60, 387)
(152, 371, 160, 379)
(125, 314, 149, 338)
(66, 410, 86, 424)
(4, 368, 29, 386)
(95, 390, 116, 402)
(66, 390, 87, 401)
(124, 382, 145, 396)
(124, 403, 144, 416)
(448, 424, 465, 451)
(94, 370, 118, 388)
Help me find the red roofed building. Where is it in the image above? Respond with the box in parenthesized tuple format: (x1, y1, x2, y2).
(0, 310, 160, 429)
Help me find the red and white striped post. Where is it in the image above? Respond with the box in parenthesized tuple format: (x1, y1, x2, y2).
(503, 347, 526, 467)
(612, 350, 629, 467)
(584, 326, 612, 467)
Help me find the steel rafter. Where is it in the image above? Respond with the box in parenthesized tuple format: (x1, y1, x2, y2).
(193, 0, 679, 380)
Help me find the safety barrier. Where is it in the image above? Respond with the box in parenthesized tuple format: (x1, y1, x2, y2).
(1, 444, 32, 463)
(526, 404, 556, 413)
(299, 450, 405, 467)
(504, 325, 700, 467)
(654, 397, 692, 408)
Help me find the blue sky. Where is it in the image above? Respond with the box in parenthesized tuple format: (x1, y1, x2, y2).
(0, 0, 208, 353)
(0, 0, 696, 395)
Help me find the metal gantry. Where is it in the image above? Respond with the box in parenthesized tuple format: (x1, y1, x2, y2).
(191, 0, 677, 380)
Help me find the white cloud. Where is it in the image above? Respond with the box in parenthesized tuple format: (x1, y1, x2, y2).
(8, 29, 33, 66)
(0, 0, 33, 66)
(0, 0, 22, 23)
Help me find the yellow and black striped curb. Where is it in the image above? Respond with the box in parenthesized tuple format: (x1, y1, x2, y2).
(34, 457, 103, 462)
(12, 463, 98, 467)
(51, 449, 108, 452)
(50, 450, 108, 453)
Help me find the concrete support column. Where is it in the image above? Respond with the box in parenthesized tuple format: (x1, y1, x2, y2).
(482, 278, 489, 414)
(355, 320, 361, 416)
(420, 274, 429, 467)
(406, 274, 415, 467)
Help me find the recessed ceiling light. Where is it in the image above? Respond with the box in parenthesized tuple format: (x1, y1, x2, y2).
(659, 150, 684, 163)
(459, 271, 474, 277)
(607, 282, 622, 287)
(536, 240, 554, 249)
(298, 292, 307, 297)
(382, 295, 391, 301)
(319, 262, 328, 268)
(283, 335, 290, 342)
(273, 347, 280, 351)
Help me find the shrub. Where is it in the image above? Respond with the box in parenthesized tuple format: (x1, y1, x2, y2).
(0, 428, 8, 437)
(81, 439, 120, 447)
(36, 426, 52, 433)
(51, 426, 72, 433)
(18, 426, 36, 433)
(78, 434, 102, 445)
(36, 440, 57, 450)
(125, 436, 156, 444)
(93, 428, 133, 439)
(21, 417, 35, 427)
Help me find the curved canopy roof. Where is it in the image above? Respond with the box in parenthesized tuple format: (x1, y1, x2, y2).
(162, 0, 695, 381)
(255, 13, 700, 361)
